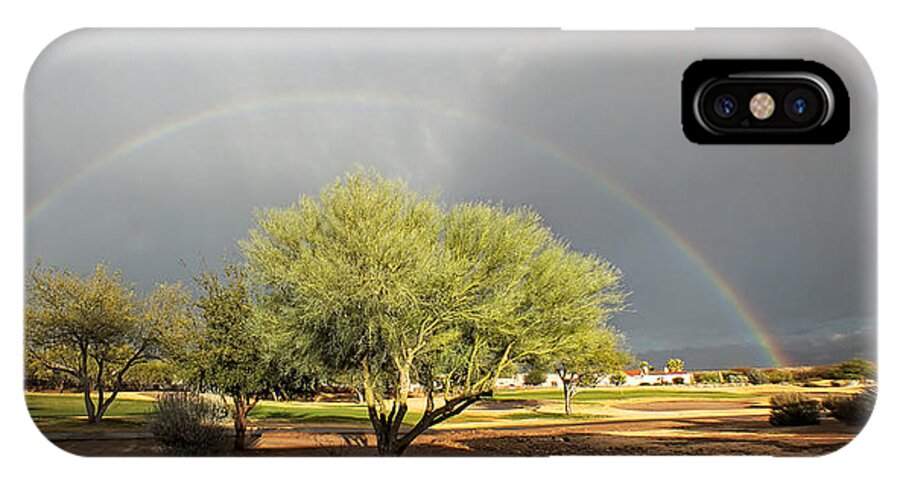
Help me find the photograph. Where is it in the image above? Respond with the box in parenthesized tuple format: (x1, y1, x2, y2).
(22, 28, 876, 457)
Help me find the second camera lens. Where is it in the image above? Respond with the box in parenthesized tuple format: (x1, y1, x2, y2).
(713, 94, 738, 118)
(784, 88, 819, 123)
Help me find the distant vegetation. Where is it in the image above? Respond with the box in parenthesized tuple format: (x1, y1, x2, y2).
(690, 358, 875, 386)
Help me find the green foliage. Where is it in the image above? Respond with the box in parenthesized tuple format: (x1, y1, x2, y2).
(830, 358, 876, 381)
(672, 376, 685, 385)
(765, 369, 794, 384)
(183, 260, 272, 450)
(24, 262, 192, 421)
(747, 369, 770, 385)
(824, 387, 876, 426)
(639, 361, 653, 374)
(610, 371, 628, 386)
(148, 392, 229, 456)
(769, 393, 822, 426)
(185, 262, 269, 399)
(724, 372, 749, 384)
(665, 358, 684, 372)
(241, 169, 628, 454)
(695, 371, 723, 384)
(523, 370, 547, 386)
(122, 361, 179, 390)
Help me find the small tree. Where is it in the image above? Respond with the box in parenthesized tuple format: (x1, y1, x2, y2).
(543, 329, 631, 415)
(831, 358, 876, 381)
(185, 262, 270, 451)
(523, 369, 547, 386)
(665, 358, 684, 373)
(25, 262, 191, 422)
(242, 170, 628, 455)
(639, 361, 653, 375)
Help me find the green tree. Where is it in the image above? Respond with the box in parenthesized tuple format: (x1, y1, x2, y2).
(25, 262, 191, 422)
(184, 261, 270, 451)
(241, 169, 628, 455)
(610, 371, 628, 386)
(541, 329, 631, 415)
(523, 369, 548, 386)
(666, 358, 685, 373)
(639, 361, 653, 375)
(831, 358, 876, 380)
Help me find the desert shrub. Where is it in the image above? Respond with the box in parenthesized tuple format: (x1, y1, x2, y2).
(148, 392, 229, 456)
(672, 377, 685, 385)
(695, 372, 723, 384)
(830, 358, 876, 381)
(824, 387, 876, 426)
(747, 369, 770, 385)
(794, 365, 831, 382)
(610, 371, 628, 386)
(769, 393, 822, 426)
(766, 369, 794, 384)
(724, 372, 749, 384)
(523, 370, 547, 386)
(638, 382, 652, 387)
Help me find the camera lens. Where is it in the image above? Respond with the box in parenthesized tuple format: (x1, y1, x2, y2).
(784, 88, 819, 123)
(713, 94, 738, 118)
(791, 98, 808, 115)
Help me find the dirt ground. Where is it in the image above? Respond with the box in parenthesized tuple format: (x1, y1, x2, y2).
(40, 386, 866, 457)
(48, 415, 859, 457)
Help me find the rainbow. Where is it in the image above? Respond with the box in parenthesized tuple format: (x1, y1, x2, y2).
(25, 91, 788, 367)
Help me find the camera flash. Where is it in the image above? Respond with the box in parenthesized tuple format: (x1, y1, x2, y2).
(749, 92, 775, 120)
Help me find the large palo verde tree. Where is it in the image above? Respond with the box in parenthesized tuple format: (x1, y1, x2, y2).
(241, 169, 628, 455)
(25, 262, 191, 422)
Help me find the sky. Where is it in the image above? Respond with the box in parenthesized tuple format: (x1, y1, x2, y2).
(24, 29, 876, 369)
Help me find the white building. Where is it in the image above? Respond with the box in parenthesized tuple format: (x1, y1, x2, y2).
(596, 368, 693, 386)
(494, 372, 564, 389)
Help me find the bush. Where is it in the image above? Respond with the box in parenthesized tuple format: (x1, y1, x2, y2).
(769, 393, 822, 426)
(830, 358, 876, 381)
(824, 387, 876, 426)
(610, 371, 628, 386)
(672, 377, 685, 385)
(724, 373, 749, 384)
(695, 371, 723, 384)
(148, 392, 229, 456)
(523, 370, 547, 386)
(766, 369, 794, 384)
(747, 369, 770, 385)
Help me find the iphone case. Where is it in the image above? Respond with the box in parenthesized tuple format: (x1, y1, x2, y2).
(24, 29, 876, 456)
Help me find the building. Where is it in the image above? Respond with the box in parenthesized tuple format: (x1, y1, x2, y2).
(494, 372, 564, 389)
(596, 368, 693, 386)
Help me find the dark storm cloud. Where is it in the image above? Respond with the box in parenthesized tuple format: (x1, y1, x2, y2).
(25, 29, 875, 367)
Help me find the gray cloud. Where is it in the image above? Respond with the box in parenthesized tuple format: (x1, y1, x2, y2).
(25, 29, 875, 368)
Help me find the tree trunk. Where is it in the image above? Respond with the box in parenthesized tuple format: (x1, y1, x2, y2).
(233, 396, 247, 451)
(82, 385, 96, 423)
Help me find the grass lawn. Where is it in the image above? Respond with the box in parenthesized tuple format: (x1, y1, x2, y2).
(26, 392, 156, 418)
(250, 400, 371, 424)
(26, 385, 775, 433)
